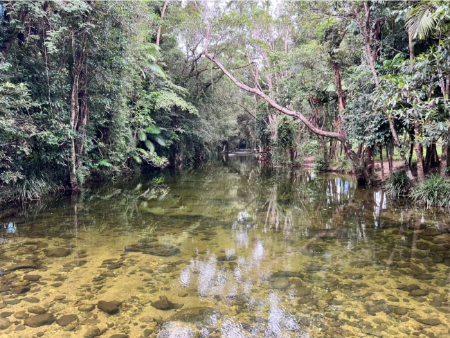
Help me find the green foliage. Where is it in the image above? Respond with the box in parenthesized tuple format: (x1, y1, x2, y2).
(336, 156, 352, 174)
(301, 141, 320, 157)
(314, 156, 328, 172)
(410, 175, 450, 207)
(0, 173, 62, 204)
(383, 171, 411, 198)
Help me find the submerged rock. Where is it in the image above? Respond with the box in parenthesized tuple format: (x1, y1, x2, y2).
(296, 286, 312, 297)
(166, 307, 218, 323)
(14, 311, 29, 319)
(150, 296, 183, 311)
(84, 326, 101, 338)
(394, 307, 408, 315)
(79, 304, 95, 312)
(270, 277, 290, 290)
(125, 243, 180, 257)
(217, 255, 237, 262)
(10, 260, 38, 271)
(28, 306, 47, 314)
(0, 284, 10, 293)
(97, 300, 121, 314)
(414, 317, 441, 326)
(57, 314, 78, 327)
(46, 248, 71, 258)
(421, 227, 441, 237)
(23, 275, 41, 281)
(0, 318, 11, 330)
(24, 313, 55, 327)
(409, 289, 429, 297)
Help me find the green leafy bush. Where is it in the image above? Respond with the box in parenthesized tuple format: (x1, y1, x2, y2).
(336, 156, 352, 174)
(314, 156, 328, 172)
(383, 171, 411, 198)
(410, 175, 450, 208)
(302, 141, 320, 157)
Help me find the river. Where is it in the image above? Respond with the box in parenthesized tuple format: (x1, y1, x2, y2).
(0, 155, 449, 337)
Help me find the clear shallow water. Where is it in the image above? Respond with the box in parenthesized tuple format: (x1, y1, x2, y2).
(1, 155, 450, 338)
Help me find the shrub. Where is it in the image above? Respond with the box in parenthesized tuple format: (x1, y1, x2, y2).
(0, 173, 62, 204)
(410, 175, 450, 208)
(302, 141, 320, 157)
(383, 171, 411, 198)
(336, 156, 352, 174)
(314, 156, 328, 172)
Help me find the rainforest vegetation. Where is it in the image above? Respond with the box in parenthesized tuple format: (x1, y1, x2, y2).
(0, 0, 450, 205)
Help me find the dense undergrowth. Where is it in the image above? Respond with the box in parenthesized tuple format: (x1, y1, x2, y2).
(383, 171, 450, 208)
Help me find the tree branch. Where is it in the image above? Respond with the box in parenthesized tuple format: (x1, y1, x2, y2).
(203, 52, 345, 141)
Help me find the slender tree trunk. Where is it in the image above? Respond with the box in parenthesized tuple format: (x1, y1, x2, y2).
(69, 31, 80, 190)
(424, 145, 430, 171)
(414, 121, 425, 182)
(408, 142, 414, 168)
(156, 0, 169, 46)
(387, 142, 393, 175)
(354, 3, 414, 183)
(331, 59, 346, 113)
(440, 144, 448, 178)
(380, 144, 384, 180)
(389, 118, 415, 181)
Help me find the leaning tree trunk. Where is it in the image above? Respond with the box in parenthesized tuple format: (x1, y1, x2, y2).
(204, 49, 371, 184)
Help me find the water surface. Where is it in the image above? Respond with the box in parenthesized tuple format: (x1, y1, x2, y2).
(1, 156, 450, 337)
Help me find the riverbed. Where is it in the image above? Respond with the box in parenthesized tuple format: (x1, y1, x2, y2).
(1, 155, 449, 337)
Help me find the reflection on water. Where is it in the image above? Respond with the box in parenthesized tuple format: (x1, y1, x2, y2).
(0, 156, 450, 337)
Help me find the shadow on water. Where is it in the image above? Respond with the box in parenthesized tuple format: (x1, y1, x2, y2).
(0, 155, 450, 337)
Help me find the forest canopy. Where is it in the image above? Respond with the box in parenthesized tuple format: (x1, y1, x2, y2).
(0, 0, 449, 203)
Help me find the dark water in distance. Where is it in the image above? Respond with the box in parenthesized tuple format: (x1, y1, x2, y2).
(1, 155, 450, 337)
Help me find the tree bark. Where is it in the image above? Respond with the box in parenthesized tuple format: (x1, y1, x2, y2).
(414, 121, 425, 182)
(380, 144, 384, 180)
(354, 2, 414, 182)
(204, 38, 370, 183)
(440, 145, 448, 178)
(156, 0, 169, 46)
(69, 30, 80, 190)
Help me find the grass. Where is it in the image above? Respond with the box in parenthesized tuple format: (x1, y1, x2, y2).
(382, 171, 411, 198)
(0, 173, 62, 204)
(410, 175, 450, 208)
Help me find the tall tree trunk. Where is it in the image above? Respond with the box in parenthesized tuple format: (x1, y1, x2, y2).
(69, 28, 88, 190)
(69, 30, 80, 190)
(389, 118, 415, 181)
(408, 142, 414, 168)
(156, 0, 169, 46)
(387, 142, 393, 175)
(331, 59, 346, 113)
(354, 3, 414, 183)
(380, 144, 384, 180)
(364, 146, 374, 176)
(414, 121, 425, 182)
(440, 144, 448, 178)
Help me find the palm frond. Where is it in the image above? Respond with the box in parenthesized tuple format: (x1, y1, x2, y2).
(406, 3, 439, 40)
